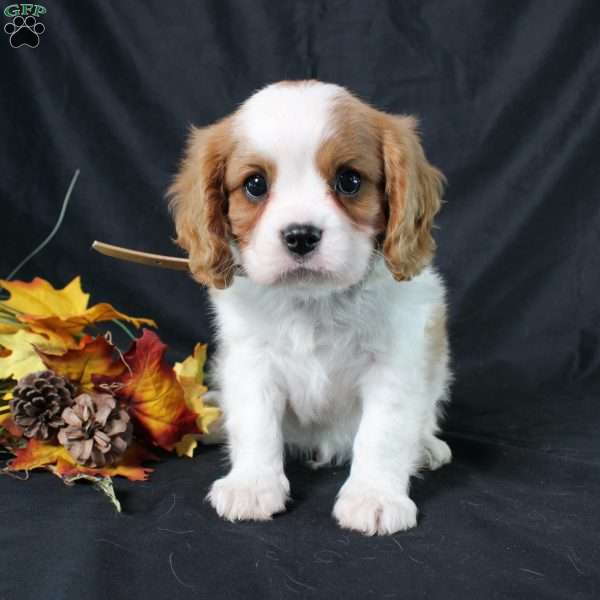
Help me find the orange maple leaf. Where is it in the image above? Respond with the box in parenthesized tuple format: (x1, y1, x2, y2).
(105, 330, 201, 451)
(36, 335, 126, 390)
(1, 417, 23, 437)
(8, 438, 156, 481)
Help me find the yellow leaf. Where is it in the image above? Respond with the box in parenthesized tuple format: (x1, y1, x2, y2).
(173, 400, 221, 458)
(174, 434, 198, 458)
(19, 304, 157, 334)
(71, 303, 157, 329)
(191, 401, 221, 434)
(174, 344, 222, 457)
(0, 277, 157, 338)
(0, 277, 89, 318)
(21, 323, 81, 350)
(0, 322, 21, 334)
(174, 344, 209, 411)
(0, 329, 49, 380)
(174, 343, 208, 388)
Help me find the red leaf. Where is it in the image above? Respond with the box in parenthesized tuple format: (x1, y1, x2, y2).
(106, 330, 200, 451)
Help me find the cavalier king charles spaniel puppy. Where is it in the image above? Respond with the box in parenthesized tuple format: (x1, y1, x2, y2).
(169, 80, 451, 535)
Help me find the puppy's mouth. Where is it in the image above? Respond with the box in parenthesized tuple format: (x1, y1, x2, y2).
(274, 266, 335, 286)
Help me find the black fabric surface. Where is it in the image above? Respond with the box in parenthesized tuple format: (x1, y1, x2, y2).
(2, 1, 599, 598)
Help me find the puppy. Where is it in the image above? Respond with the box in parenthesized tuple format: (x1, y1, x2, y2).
(169, 80, 451, 535)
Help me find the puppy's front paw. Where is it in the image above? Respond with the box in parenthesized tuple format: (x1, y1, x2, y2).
(333, 482, 417, 535)
(207, 470, 290, 522)
(421, 435, 452, 471)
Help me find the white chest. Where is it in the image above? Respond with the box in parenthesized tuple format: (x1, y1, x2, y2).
(267, 301, 376, 425)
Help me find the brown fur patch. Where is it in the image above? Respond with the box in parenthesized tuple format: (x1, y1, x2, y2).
(225, 153, 276, 248)
(316, 95, 386, 234)
(168, 117, 236, 289)
(379, 114, 446, 281)
(426, 304, 448, 358)
(169, 116, 280, 285)
(425, 303, 448, 383)
(316, 92, 445, 277)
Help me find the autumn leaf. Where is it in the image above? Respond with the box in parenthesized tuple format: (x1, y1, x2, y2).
(53, 444, 157, 481)
(0, 417, 22, 437)
(190, 396, 220, 436)
(0, 329, 49, 380)
(106, 330, 201, 451)
(19, 323, 81, 351)
(173, 344, 221, 457)
(8, 438, 70, 471)
(0, 277, 157, 340)
(0, 277, 89, 317)
(174, 434, 200, 458)
(174, 343, 208, 391)
(19, 302, 157, 339)
(7, 438, 156, 482)
(3, 436, 150, 511)
(37, 335, 126, 390)
(0, 322, 21, 335)
(0, 417, 25, 449)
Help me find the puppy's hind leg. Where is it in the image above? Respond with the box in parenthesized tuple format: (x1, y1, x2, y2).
(421, 429, 452, 471)
(420, 308, 452, 471)
(419, 388, 452, 471)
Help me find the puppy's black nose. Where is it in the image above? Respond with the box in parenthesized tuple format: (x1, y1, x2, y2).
(281, 223, 322, 256)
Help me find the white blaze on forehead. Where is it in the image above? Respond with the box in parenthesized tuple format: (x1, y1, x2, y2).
(231, 82, 376, 288)
(233, 81, 347, 163)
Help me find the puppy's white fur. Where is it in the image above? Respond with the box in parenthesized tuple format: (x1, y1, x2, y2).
(172, 81, 452, 535)
(208, 262, 450, 535)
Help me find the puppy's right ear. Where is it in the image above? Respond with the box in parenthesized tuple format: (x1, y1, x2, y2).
(168, 120, 235, 289)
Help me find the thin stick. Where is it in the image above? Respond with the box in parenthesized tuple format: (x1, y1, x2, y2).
(5, 169, 80, 281)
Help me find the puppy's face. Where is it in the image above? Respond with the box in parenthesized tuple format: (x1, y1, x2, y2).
(169, 81, 444, 290)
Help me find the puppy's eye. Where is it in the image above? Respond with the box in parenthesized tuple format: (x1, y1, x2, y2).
(244, 173, 268, 201)
(335, 169, 361, 196)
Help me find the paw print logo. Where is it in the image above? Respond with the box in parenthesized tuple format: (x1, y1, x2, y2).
(4, 15, 45, 48)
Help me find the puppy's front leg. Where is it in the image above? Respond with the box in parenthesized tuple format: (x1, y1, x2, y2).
(207, 350, 289, 521)
(333, 366, 423, 535)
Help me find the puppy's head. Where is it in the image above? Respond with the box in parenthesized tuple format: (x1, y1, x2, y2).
(169, 81, 444, 290)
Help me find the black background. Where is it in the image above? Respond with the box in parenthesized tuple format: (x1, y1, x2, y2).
(1, 1, 599, 598)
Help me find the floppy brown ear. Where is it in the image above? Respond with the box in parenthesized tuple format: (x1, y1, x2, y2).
(168, 119, 235, 289)
(380, 115, 445, 281)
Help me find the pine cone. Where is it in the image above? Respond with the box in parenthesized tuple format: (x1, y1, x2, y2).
(10, 370, 77, 440)
(58, 392, 132, 468)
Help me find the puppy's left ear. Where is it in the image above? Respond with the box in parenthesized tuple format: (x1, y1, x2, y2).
(380, 115, 445, 281)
